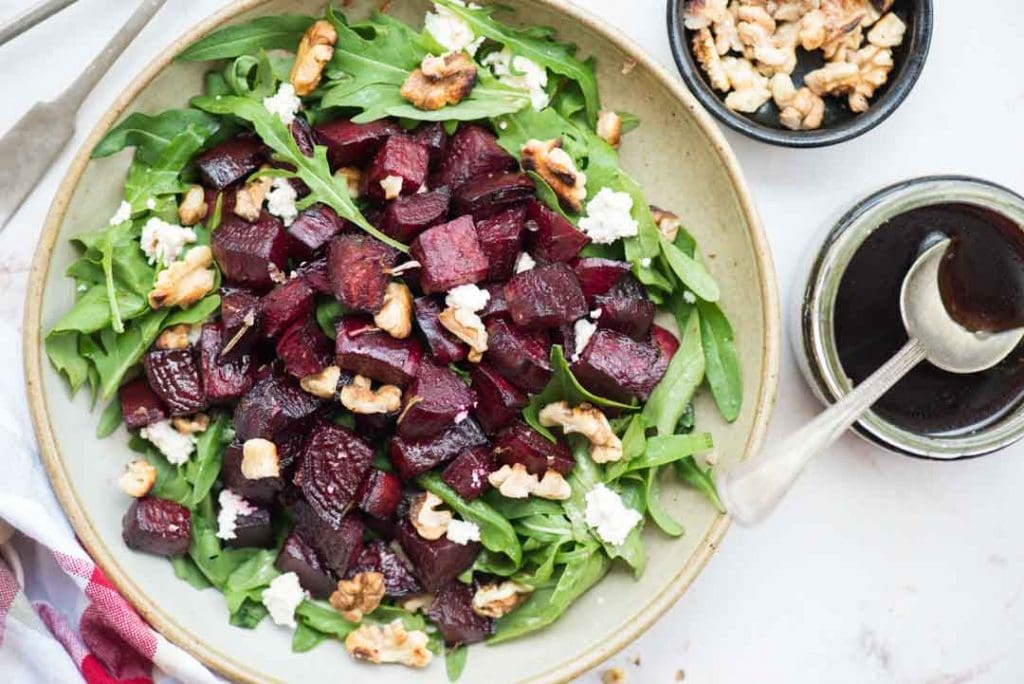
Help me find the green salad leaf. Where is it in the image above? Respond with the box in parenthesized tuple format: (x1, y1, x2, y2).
(697, 300, 743, 422)
(177, 14, 316, 62)
(92, 109, 222, 165)
(642, 307, 705, 436)
(446, 645, 469, 681)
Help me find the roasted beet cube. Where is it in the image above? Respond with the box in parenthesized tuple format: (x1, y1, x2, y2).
(570, 328, 666, 402)
(315, 118, 402, 168)
(411, 216, 489, 294)
(295, 257, 332, 295)
(493, 420, 574, 475)
(362, 136, 430, 201)
(349, 540, 422, 597)
(381, 188, 451, 244)
(259, 277, 315, 339)
(353, 411, 397, 442)
(199, 322, 255, 404)
(276, 531, 336, 599)
(550, 323, 576, 354)
(288, 204, 347, 252)
(650, 324, 680, 361)
(388, 417, 487, 481)
(413, 296, 468, 365)
(212, 212, 293, 290)
(294, 502, 364, 576)
(470, 364, 527, 435)
(122, 497, 191, 556)
(224, 505, 274, 549)
(328, 234, 399, 313)
(220, 441, 284, 505)
(143, 348, 206, 416)
(527, 201, 589, 262)
(429, 581, 494, 646)
(397, 362, 477, 439)
(277, 317, 333, 379)
(572, 257, 633, 299)
(480, 282, 509, 319)
(194, 136, 266, 189)
(410, 122, 447, 169)
(593, 274, 655, 341)
(357, 469, 402, 520)
(335, 316, 422, 387)
(233, 374, 322, 441)
(432, 124, 517, 191)
(504, 262, 588, 330)
(485, 317, 552, 393)
(119, 378, 167, 430)
(290, 115, 318, 157)
(299, 422, 374, 526)
(442, 446, 496, 500)
(453, 173, 535, 220)
(219, 287, 261, 359)
(475, 206, 526, 281)
(396, 520, 480, 592)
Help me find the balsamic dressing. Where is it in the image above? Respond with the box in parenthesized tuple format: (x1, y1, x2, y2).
(835, 203, 1024, 437)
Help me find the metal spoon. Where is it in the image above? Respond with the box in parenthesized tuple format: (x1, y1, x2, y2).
(718, 237, 1024, 525)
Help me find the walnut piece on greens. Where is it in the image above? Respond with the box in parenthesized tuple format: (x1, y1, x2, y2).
(400, 52, 477, 111)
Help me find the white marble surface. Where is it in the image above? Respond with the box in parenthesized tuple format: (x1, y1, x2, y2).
(1, 0, 1022, 682)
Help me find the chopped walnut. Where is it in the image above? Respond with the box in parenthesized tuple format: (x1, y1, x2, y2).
(737, 19, 795, 76)
(291, 20, 337, 96)
(773, 0, 819, 23)
(471, 581, 531, 618)
(538, 401, 623, 463)
(682, 0, 729, 29)
(488, 463, 539, 499)
(373, 282, 413, 339)
(520, 138, 588, 213)
(770, 74, 825, 130)
(336, 167, 362, 199)
(438, 307, 488, 362)
(713, 8, 743, 55)
(822, 24, 863, 62)
(650, 207, 681, 242)
(155, 324, 191, 350)
(533, 470, 571, 501)
(596, 110, 622, 148)
(340, 375, 402, 415)
(847, 44, 894, 112)
(722, 57, 771, 112)
(177, 185, 207, 226)
(118, 459, 156, 498)
(345, 620, 432, 668)
(300, 365, 341, 399)
(803, 59, 860, 97)
(268, 263, 288, 285)
(398, 593, 434, 614)
(233, 172, 272, 221)
(400, 51, 477, 111)
(171, 413, 209, 436)
(330, 572, 386, 622)
(148, 246, 215, 309)
(409, 491, 453, 541)
(819, 0, 867, 60)
(241, 438, 280, 479)
(798, 9, 827, 49)
(379, 175, 403, 200)
(867, 12, 905, 48)
(692, 28, 731, 92)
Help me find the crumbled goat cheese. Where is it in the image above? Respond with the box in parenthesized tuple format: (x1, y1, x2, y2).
(514, 252, 536, 273)
(146, 198, 157, 210)
(445, 283, 490, 313)
(262, 572, 306, 628)
(266, 178, 298, 226)
(573, 318, 597, 360)
(424, 0, 484, 55)
(139, 420, 195, 466)
(140, 217, 197, 268)
(578, 188, 639, 244)
(380, 175, 404, 200)
(483, 47, 550, 110)
(590, 308, 602, 320)
(216, 489, 255, 541)
(640, 257, 652, 268)
(584, 483, 643, 546)
(109, 201, 132, 226)
(263, 82, 301, 125)
(446, 519, 481, 545)
(683, 290, 697, 304)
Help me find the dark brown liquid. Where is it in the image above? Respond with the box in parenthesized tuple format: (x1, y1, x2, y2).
(835, 203, 1024, 436)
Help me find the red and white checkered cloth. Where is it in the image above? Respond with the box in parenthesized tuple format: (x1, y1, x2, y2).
(0, 324, 220, 684)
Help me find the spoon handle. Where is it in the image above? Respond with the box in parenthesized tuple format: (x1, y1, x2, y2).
(718, 337, 927, 525)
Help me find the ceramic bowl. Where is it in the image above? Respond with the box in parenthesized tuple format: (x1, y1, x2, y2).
(24, 1, 780, 681)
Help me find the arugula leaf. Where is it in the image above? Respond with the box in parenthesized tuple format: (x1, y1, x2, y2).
(223, 52, 279, 101)
(45, 332, 90, 393)
(697, 300, 743, 422)
(92, 109, 221, 165)
(674, 457, 724, 511)
(177, 14, 316, 61)
(95, 398, 123, 438)
(83, 311, 167, 400)
(642, 308, 705, 436)
(186, 413, 230, 506)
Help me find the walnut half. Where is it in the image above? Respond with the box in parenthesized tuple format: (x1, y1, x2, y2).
(330, 572, 386, 622)
(520, 138, 588, 213)
(345, 620, 432, 668)
(177, 185, 207, 226)
(340, 375, 402, 415)
(147, 246, 215, 310)
(438, 306, 488, 362)
(409, 491, 453, 541)
(539, 401, 623, 463)
(119, 459, 156, 498)
(291, 20, 337, 96)
(472, 581, 531, 618)
(400, 52, 477, 111)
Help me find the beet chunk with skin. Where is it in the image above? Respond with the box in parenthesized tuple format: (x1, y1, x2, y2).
(570, 328, 666, 402)
(527, 200, 589, 262)
(410, 122, 447, 168)
(144, 348, 206, 416)
(119, 378, 167, 430)
(335, 316, 422, 387)
(233, 374, 322, 441)
(429, 581, 494, 646)
(122, 497, 191, 556)
(470, 364, 527, 435)
(328, 234, 399, 313)
(411, 216, 489, 294)
(315, 118, 402, 168)
(259, 277, 315, 339)
(294, 501, 365, 577)
(362, 136, 430, 201)
(357, 469, 402, 520)
(295, 257, 332, 295)
(353, 411, 397, 442)
(475, 206, 526, 281)
(194, 136, 265, 189)
(413, 296, 468, 365)
(277, 317, 333, 379)
(442, 446, 496, 500)
(388, 418, 487, 481)
(219, 287, 261, 359)
(381, 188, 451, 243)
(348, 539, 422, 597)
(224, 505, 274, 549)
(299, 422, 374, 526)
(212, 212, 293, 290)
(572, 257, 633, 299)
(650, 324, 680, 361)
(504, 262, 588, 330)
(276, 531, 336, 599)
(453, 173, 535, 219)
(396, 520, 480, 592)
(480, 283, 509, 319)
(199, 322, 255, 404)
(484, 318, 553, 393)
(433, 124, 517, 191)
(397, 362, 477, 439)
(220, 441, 284, 506)
(493, 421, 574, 475)
(593, 274, 655, 341)
(288, 204, 347, 252)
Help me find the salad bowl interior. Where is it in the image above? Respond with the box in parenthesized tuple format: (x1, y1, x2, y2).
(24, 0, 779, 682)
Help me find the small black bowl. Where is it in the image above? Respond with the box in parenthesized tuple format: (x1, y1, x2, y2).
(667, 0, 933, 147)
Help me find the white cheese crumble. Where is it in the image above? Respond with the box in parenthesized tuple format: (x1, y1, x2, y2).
(266, 178, 298, 226)
(424, 0, 484, 55)
(640, 257, 652, 268)
(514, 252, 536, 273)
(572, 318, 597, 360)
(589, 308, 602, 320)
(140, 217, 197, 268)
(139, 420, 195, 466)
(446, 519, 481, 545)
(145, 198, 157, 211)
(445, 283, 490, 312)
(216, 489, 255, 541)
(578, 188, 639, 245)
(483, 47, 550, 110)
(584, 483, 643, 547)
(263, 83, 301, 125)
(683, 290, 697, 304)
(380, 174, 404, 200)
(109, 201, 132, 226)
(262, 572, 306, 629)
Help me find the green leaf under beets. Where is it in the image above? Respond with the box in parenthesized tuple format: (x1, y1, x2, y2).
(642, 307, 705, 436)
(697, 299, 743, 422)
(176, 14, 316, 61)
(322, 81, 530, 124)
(446, 645, 469, 682)
(628, 432, 714, 472)
(291, 622, 326, 653)
(92, 109, 221, 166)
(171, 555, 214, 590)
(604, 413, 647, 482)
(660, 235, 720, 302)
(95, 397, 123, 439)
(81, 310, 167, 401)
(643, 466, 685, 537)
(128, 435, 192, 505)
(186, 413, 230, 507)
(45, 332, 90, 394)
(674, 456, 724, 512)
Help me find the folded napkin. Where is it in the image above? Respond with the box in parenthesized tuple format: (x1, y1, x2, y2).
(0, 323, 220, 684)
